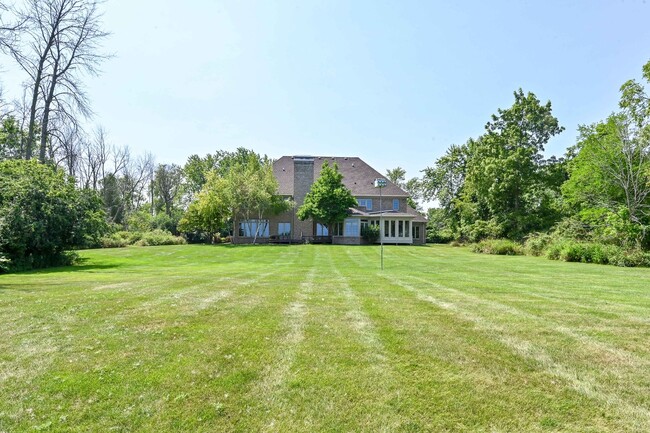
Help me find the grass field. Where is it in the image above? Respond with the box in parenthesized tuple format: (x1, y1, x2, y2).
(1, 244, 650, 432)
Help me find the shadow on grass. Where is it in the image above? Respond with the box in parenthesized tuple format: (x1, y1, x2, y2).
(29, 263, 120, 274)
(5, 259, 120, 276)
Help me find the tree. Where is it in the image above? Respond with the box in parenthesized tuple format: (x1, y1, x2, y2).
(421, 142, 470, 237)
(183, 153, 221, 199)
(3, 0, 109, 161)
(297, 161, 357, 232)
(179, 152, 290, 244)
(386, 167, 406, 185)
(466, 89, 564, 237)
(100, 172, 123, 225)
(560, 60, 650, 248)
(0, 116, 26, 160)
(178, 171, 228, 242)
(0, 159, 106, 271)
(183, 148, 268, 202)
(223, 155, 290, 244)
(386, 166, 422, 209)
(0, 3, 25, 54)
(563, 115, 650, 247)
(422, 90, 564, 241)
(154, 163, 183, 216)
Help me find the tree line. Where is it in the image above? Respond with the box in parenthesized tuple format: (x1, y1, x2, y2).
(420, 60, 650, 265)
(1, 2, 648, 270)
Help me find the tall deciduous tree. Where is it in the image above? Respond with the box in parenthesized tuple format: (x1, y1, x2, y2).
(423, 90, 564, 241)
(386, 166, 422, 209)
(297, 161, 356, 232)
(223, 155, 289, 244)
(179, 152, 289, 244)
(4, 0, 109, 161)
(154, 163, 183, 217)
(563, 60, 650, 247)
(466, 90, 564, 236)
(421, 142, 470, 236)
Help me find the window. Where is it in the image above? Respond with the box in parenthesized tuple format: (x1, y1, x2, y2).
(316, 223, 329, 236)
(405, 221, 410, 237)
(393, 199, 400, 211)
(332, 222, 343, 236)
(413, 225, 420, 239)
(384, 220, 389, 238)
(278, 222, 291, 237)
(390, 220, 396, 237)
(344, 218, 359, 236)
(398, 220, 403, 237)
(239, 220, 269, 237)
(357, 198, 372, 210)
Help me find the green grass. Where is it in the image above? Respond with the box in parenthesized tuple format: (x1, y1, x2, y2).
(2, 244, 650, 432)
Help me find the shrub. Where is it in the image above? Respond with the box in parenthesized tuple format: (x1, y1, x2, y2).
(544, 240, 565, 260)
(427, 228, 454, 244)
(0, 160, 107, 272)
(538, 238, 650, 267)
(100, 230, 185, 248)
(0, 253, 10, 273)
(463, 219, 504, 243)
(133, 229, 186, 247)
(524, 233, 553, 256)
(472, 239, 522, 255)
(559, 241, 588, 262)
(101, 236, 128, 248)
(608, 249, 650, 267)
(361, 225, 380, 243)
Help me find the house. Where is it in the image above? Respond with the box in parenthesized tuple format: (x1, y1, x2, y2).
(233, 155, 427, 245)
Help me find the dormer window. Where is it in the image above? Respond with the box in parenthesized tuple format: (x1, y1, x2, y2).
(357, 198, 372, 210)
(393, 199, 399, 211)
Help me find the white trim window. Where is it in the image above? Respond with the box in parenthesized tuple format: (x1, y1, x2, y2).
(278, 222, 291, 237)
(316, 223, 329, 236)
(344, 218, 360, 236)
(239, 220, 269, 238)
(357, 198, 372, 210)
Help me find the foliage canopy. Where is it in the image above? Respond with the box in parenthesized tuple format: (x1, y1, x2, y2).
(297, 161, 357, 229)
(0, 160, 106, 271)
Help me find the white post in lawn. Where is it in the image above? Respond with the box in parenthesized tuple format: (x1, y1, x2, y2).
(374, 178, 387, 270)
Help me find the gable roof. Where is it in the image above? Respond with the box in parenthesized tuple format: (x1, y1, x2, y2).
(273, 156, 409, 197)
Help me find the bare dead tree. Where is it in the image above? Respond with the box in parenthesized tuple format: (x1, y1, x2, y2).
(38, 0, 109, 162)
(0, 3, 26, 53)
(4, 0, 109, 161)
(125, 152, 154, 209)
(50, 119, 82, 176)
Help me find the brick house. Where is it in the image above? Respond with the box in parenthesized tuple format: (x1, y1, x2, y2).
(233, 155, 427, 245)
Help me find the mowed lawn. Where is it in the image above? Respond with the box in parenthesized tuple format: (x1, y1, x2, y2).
(2, 245, 650, 432)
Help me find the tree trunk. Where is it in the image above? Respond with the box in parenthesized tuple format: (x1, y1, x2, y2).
(25, 61, 45, 159)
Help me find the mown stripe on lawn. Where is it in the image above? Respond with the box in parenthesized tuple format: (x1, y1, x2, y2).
(250, 264, 315, 432)
(403, 274, 650, 368)
(393, 278, 650, 430)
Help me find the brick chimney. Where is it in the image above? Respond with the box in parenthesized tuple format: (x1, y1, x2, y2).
(293, 156, 315, 239)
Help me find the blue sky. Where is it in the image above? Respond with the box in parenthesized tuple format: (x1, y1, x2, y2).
(2, 0, 650, 180)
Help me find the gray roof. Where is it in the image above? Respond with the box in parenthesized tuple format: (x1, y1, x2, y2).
(346, 208, 425, 222)
(273, 156, 409, 197)
(406, 205, 428, 223)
